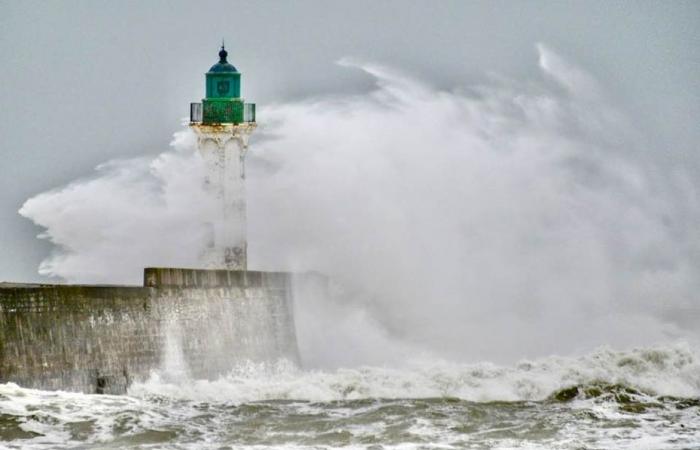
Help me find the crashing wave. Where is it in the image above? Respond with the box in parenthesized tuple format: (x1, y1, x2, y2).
(126, 342, 700, 403)
(1, 343, 698, 450)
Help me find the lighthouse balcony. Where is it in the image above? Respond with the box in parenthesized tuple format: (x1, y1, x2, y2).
(190, 102, 255, 124)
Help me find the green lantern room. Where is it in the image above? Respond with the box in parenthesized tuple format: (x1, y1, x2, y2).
(190, 45, 255, 125)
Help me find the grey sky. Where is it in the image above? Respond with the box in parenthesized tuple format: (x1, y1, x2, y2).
(1, 0, 698, 282)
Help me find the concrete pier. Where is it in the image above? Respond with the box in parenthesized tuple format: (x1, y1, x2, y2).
(0, 268, 300, 394)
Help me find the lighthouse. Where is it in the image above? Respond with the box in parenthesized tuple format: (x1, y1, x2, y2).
(190, 44, 256, 270)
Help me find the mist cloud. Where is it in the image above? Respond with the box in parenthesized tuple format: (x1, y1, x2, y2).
(19, 45, 699, 364)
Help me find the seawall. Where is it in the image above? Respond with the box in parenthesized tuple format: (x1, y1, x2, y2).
(0, 268, 301, 394)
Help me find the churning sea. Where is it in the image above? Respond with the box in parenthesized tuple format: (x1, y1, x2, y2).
(1, 343, 698, 450)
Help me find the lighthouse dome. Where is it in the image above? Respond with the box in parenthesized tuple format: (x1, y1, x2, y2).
(208, 46, 238, 73)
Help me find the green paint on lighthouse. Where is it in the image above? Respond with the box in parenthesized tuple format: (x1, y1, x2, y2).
(190, 44, 255, 125)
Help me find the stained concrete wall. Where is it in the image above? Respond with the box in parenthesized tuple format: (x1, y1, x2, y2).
(0, 268, 300, 394)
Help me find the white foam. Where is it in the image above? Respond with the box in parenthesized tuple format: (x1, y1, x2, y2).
(128, 342, 700, 403)
(1, 343, 697, 450)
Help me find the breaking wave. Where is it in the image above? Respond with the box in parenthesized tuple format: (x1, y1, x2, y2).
(1, 343, 698, 449)
(126, 342, 700, 403)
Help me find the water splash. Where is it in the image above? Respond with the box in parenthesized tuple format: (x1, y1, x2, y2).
(129, 342, 700, 403)
(160, 320, 190, 383)
(19, 44, 700, 364)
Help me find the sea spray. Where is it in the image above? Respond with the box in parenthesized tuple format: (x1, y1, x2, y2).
(160, 320, 191, 384)
(150, 285, 300, 380)
(19, 44, 700, 365)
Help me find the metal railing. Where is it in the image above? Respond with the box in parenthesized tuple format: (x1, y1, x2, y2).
(190, 102, 255, 124)
(243, 103, 256, 123)
(190, 103, 202, 122)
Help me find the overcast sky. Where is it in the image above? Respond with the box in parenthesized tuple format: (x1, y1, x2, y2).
(1, 0, 698, 282)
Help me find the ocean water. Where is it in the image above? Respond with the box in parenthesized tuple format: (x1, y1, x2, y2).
(1, 343, 698, 449)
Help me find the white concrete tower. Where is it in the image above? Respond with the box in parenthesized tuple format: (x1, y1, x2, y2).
(189, 45, 256, 270)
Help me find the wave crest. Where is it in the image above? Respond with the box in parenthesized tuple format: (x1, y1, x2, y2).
(127, 342, 700, 403)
